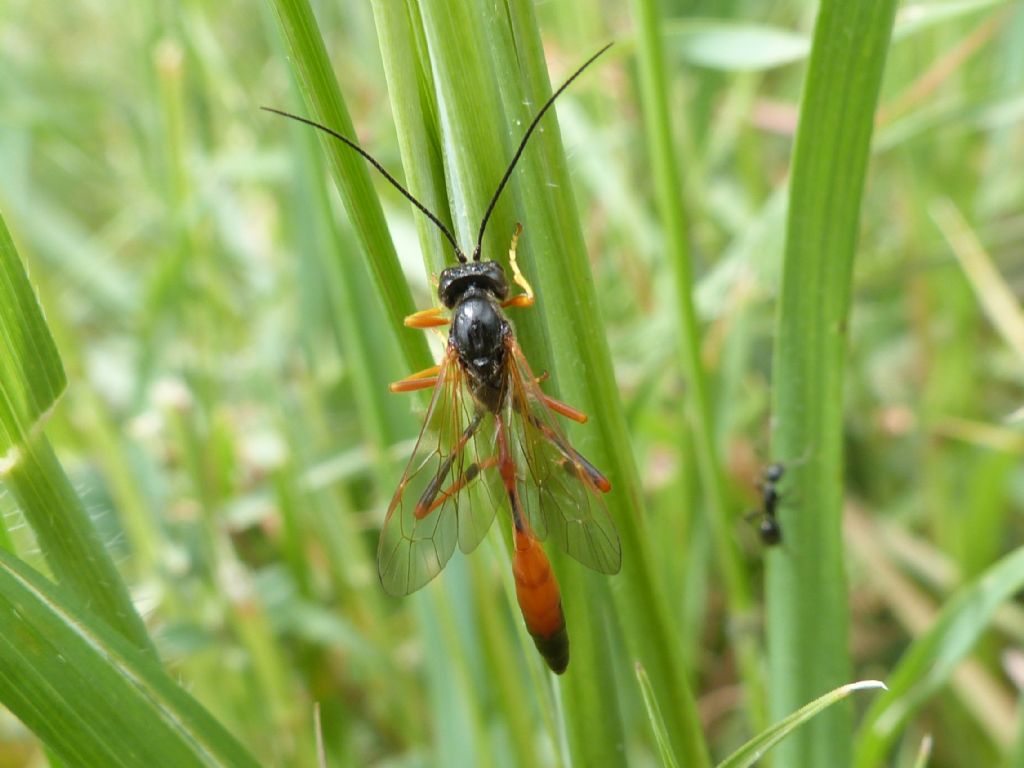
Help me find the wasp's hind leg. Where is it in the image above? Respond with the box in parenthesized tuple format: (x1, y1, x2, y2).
(540, 394, 588, 424)
(404, 307, 449, 328)
(502, 223, 535, 309)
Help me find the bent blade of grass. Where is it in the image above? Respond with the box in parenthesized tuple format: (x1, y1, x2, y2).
(635, 663, 681, 768)
(657, 3, 1007, 74)
(0, 210, 153, 657)
(663, 20, 810, 72)
(855, 546, 1024, 767)
(0, 546, 259, 767)
(0, 211, 66, 456)
(768, 1, 897, 765)
(717, 681, 886, 768)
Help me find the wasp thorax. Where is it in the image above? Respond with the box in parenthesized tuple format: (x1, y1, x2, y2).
(438, 261, 509, 308)
(451, 295, 507, 371)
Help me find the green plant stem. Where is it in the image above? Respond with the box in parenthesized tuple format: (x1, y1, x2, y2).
(628, 0, 765, 734)
(767, 2, 897, 766)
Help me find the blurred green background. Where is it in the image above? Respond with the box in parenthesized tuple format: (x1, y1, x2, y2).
(2, 0, 1024, 766)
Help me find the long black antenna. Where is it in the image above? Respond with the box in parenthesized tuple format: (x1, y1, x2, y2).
(471, 42, 613, 262)
(261, 106, 468, 263)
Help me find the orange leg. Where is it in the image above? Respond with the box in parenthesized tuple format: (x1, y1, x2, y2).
(502, 294, 534, 309)
(389, 377, 438, 393)
(404, 307, 449, 328)
(541, 394, 588, 424)
(389, 364, 440, 393)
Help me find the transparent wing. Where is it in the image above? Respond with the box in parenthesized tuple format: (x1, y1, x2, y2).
(377, 345, 503, 596)
(504, 338, 621, 575)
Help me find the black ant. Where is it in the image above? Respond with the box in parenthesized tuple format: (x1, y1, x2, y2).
(747, 462, 785, 546)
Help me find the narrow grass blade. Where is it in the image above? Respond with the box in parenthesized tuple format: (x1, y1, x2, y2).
(767, 2, 897, 765)
(0, 547, 259, 767)
(913, 735, 935, 768)
(717, 681, 886, 768)
(630, 0, 764, 747)
(635, 663, 681, 768)
(0, 211, 66, 459)
(855, 546, 1024, 767)
(932, 198, 1024, 360)
(266, 0, 432, 372)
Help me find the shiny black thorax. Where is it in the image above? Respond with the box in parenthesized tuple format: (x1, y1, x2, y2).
(439, 261, 511, 413)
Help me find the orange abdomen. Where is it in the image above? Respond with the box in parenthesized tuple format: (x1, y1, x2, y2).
(512, 530, 569, 674)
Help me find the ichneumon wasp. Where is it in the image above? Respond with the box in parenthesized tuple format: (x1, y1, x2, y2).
(265, 43, 620, 673)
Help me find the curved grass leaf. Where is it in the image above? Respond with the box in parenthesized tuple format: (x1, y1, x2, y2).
(717, 681, 886, 768)
(660, 3, 1005, 73)
(0, 211, 65, 460)
(635, 662, 680, 768)
(664, 21, 809, 71)
(855, 546, 1024, 767)
(0, 209, 153, 655)
(0, 547, 259, 767)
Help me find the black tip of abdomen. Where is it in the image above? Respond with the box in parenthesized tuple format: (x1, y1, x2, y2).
(532, 628, 570, 674)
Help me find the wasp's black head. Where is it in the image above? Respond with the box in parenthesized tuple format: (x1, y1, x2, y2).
(438, 261, 509, 308)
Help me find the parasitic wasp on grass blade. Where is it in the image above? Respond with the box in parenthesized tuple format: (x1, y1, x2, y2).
(264, 43, 620, 673)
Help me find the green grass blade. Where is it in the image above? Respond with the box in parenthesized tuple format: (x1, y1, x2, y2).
(767, 2, 898, 766)
(635, 663, 681, 768)
(855, 546, 1024, 767)
(664, 20, 810, 71)
(0, 210, 153, 656)
(913, 735, 935, 768)
(266, 0, 432, 372)
(479, 7, 712, 766)
(2, 436, 155, 656)
(0, 547, 259, 767)
(0, 211, 66, 456)
(629, 0, 765, 744)
(659, 3, 1007, 74)
(717, 681, 886, 768)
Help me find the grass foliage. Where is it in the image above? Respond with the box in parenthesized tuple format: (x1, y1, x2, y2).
(2, 0, 1024, 766)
